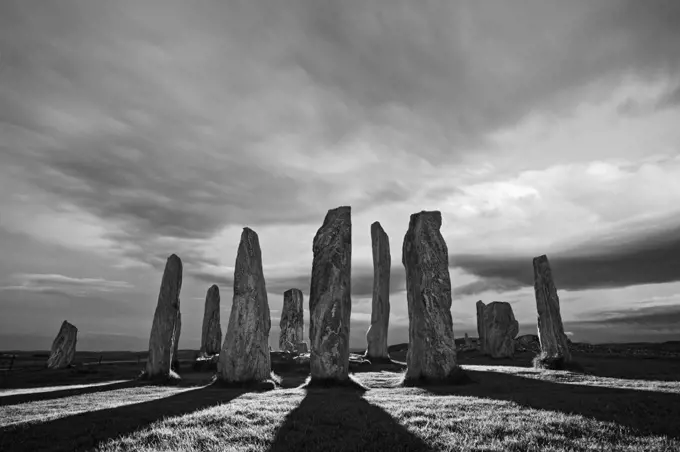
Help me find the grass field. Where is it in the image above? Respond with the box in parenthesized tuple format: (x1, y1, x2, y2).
(1, 349, 679, 452)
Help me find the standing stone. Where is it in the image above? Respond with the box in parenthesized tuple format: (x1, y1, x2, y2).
(476, 300, 486, 353)
(46, 320, 77, 369)
(479, 301, 519, 358)
(402, 211, 459, 381)
(464, 333, 472, 348)
(146, 254, 182, 378)
(171, 311, 182, 370)
(309, 206, 352, 381)
(365, 221, 391, 361)
(200, 285, 222, 356)
(279, 289, 304, 352)
(533, 254, 572, 362)
(218, 228, 271, 383)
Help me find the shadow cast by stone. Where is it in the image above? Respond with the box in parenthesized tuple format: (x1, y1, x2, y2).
(267, 385, 436, 452)
(426, 368, 680, 440)
(0, 382, 247, 452)
(0, 380, 143, 407)
(300, 373, 368, 391)
(532, 352, 584, 372)
(401, 366, 473, 387)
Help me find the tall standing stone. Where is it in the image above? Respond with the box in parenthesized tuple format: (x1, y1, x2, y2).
(200, 285, 222, 356)
(533, 254, 572, 362)
(218, 228, 271, 383)
(365, 221, 391, 360)
(279, 288, 304, 352)
(46, 320, 78, 369)
(476, 300, 486, 353)
(309, 206, 352, 381)
(402, 211, 459, 381)
(479, 301, 519, 358)
(146, 254, 182, 378)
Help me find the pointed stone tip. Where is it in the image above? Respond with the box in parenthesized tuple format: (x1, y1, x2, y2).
(209, 284, 219, 291)
(167, 254, 182, 265)
(533, 254, 549, 264)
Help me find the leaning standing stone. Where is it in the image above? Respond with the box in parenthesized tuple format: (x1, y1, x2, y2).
(279, 289, 304, 352)
(47, 320, 78, 369)
(533, 254, 572, 363)
(365, 221, 391, 361)
(218, 228, 272, 384)
(402, 211, 461, 382)
(309, 206, 352, 381)
(146, 254, 182, 379)
(200, 285, 222, 356)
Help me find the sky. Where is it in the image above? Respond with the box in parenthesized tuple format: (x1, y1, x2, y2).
(1, 0, 680, 351)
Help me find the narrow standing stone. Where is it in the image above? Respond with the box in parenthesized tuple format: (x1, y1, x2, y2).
(218, 228, 271, 383)
(279, 288, 304, 352)
(365, 221, 391, 360)
(200, 285, 222, 356)
(476, 300, 486, 353)
(47, 320, 78, 369)
(309, 206, 352, 381)
(533, 254, 572, 362)
(146, 254, 182, 378)
(402, 211, 459, 381)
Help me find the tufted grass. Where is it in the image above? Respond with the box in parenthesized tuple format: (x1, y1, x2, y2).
(1, 353, 680, 451)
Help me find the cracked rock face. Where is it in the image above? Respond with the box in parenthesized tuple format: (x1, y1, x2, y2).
(172, 311, 182, 364)
(476, 300, 486, 353)
(218, 228, 272, 383)
(47, 320, 77, 369)
(479, 301, 519, 358)
(365, 221, 391, 360)
(533, 254, 572, 362)
(402, 211, 459, 380)
(309, 206, 352, 380)
(146, 254, 182, 378)
(201, 285, 222, 356)
(279, 289, 304, 352)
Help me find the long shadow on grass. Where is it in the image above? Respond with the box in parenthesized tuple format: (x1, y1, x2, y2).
(428, 369, 680, 440)
(0, 382, 248, 452)
(268, 383, 435, 452)
(0, 380, 143, 406)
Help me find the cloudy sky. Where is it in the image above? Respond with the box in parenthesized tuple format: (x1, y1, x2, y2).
(1, 0, 679, 351)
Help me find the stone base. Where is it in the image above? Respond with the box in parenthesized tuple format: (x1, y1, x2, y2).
(401, 367, 472, 387)
(138, 369, 182, 384)
(532, 352, 583, 372)
(302, 374, 367, 391)
(362, 354, 393, 365)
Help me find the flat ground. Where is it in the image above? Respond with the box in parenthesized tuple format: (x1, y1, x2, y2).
(1, 349, 680, 452)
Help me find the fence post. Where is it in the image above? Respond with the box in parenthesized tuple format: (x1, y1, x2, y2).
(9, 355, 15, 371)
(98, 355, 103, 365)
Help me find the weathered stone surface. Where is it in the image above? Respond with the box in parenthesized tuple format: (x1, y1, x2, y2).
(533, 254, 572, 361)
(515, 334, 540, 353)
(365, 221, 391, 360)
(309, 206, 352, 381)
(218, 228, 271, 383)
(146, 254, 182, 378)
(476, 300, 486, 353)
(171, 311, 182, 369)
(200, 285, 222, 356)
(479, 301, 519, 358)
(295, 342, 309, 353)
(47, 320, 77, 369)
(279, 289, 304, 352)
(402, 211, 459, 380)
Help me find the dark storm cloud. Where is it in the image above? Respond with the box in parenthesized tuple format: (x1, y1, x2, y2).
(451, 222, 680, 294)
